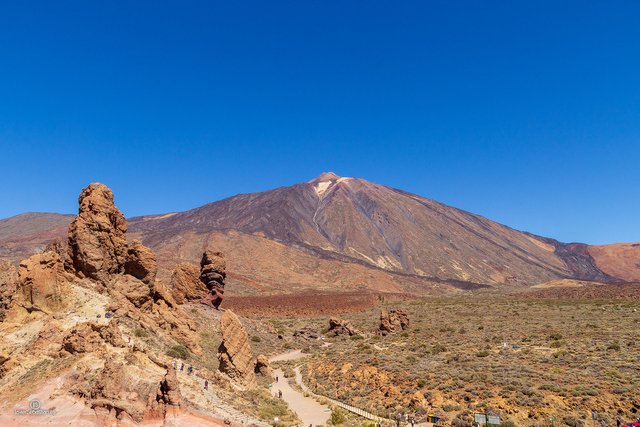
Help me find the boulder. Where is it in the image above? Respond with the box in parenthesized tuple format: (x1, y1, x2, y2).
(67, 183, 129, 283)
(168, 262, 207, 304)
(124, 240, 157, 285)
(328, 318, 360, 336)
(379, 308, 410, 336)
(14, 250, 69, 314)
(293, 328, 320, 341)
(218, 310, 256, 387)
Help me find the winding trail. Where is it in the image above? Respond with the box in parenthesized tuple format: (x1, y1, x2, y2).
(269, 351, 332, 427)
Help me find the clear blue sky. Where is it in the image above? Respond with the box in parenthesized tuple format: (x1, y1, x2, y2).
(0, 1, 638, 244)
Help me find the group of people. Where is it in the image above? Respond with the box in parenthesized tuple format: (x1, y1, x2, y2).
(172, 359, 208, 390)
(394, 412, 416, 427)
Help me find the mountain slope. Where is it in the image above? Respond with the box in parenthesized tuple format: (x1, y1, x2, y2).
(0, 212, 72, 263)
(128, 173, 619, 287)
(1, 174, 634, 293)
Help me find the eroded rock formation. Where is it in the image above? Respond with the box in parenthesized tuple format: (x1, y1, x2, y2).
(218, 310, 256, 387)
(200, 251, 226, 310)
(255, 354, 272, 376)
(169, 262, 207, 304)
(61, 321, 125, 355)
(14, 250, 69, 314)
(328, 318, 360, 336)
(0, 261, 17, 315)
(67, 183, 128, 283)
(379, 308, 410, 336)
(293, 327, 320, 341)
(124, 240, 157, 285)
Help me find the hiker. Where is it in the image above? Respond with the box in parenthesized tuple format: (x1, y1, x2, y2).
(600, 419, 606, 426)
(276, 375, 279, 383)
(410, 418, 415, 427)
(278, 389, 282, 399)
(204, 379, 208, 390)
(616, 418, 621, 427)
(180, 362, 184, 371)
(188, 365, 193, 375)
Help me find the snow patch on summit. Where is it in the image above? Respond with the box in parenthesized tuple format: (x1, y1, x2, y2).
(314, 181, 333, 197)
(314, 176, 352, 197)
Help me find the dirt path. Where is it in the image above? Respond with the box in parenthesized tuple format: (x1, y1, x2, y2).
(272, 367, 331, 427)
(269, 350, 331, 426)
(268, 349, 305, 363)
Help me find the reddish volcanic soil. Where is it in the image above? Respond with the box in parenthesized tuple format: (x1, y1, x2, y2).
(224, 291, 413, 316)
(519, 282, 640, 299)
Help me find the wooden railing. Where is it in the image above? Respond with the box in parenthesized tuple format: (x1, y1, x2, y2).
(293, 366, 394, 424)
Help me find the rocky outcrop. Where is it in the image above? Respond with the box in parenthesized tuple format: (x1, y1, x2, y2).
(112, 274, 152, 308)
(0, 261, 17, 314)
(379, 308, 410, 336)
(154, 366, 181, 406)
(14, 250, 69, 314)
(255, 354, 272, 376)
(169, 262, 207, 304)
(218, 310, 256, 387)
(67, 183, 128, 283)
(124, 240, 157, 285)
(200, 251, 226, 309)
(60, 321, 126, 355)
(328, 318, 360, 336)
(293, 327, 320, 341)
(84, 359, 146, 423)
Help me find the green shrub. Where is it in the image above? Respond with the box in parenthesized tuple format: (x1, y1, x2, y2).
(133, 328, 149, 338)
(250, 336, 262, 343)
(330, 409, 346, 425)
(166, 344, 189, 360)
(476, 350, 490, 357)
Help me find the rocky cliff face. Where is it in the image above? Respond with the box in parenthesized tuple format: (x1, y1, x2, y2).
(218, 310, 256, 388)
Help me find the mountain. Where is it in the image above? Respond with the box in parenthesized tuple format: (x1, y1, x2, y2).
(1, 173, 636, 294)
(0, 212, 73, 263)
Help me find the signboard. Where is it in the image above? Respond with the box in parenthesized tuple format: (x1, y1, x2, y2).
(488, 415, 500, 425)
(474, 414, 501, 425)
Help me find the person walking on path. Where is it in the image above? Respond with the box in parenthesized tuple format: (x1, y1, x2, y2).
(180, 362, 184, 372)
(278, 389, 283, 399)
(276, 375, 279, 382)
(204, 379, 208, 390)
(187, 365, 193, 375)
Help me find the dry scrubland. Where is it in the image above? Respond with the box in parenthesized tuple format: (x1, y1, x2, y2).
(262, 295, 640, 427)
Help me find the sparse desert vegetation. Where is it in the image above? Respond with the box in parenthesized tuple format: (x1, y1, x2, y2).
(261, 294, 640, 426)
